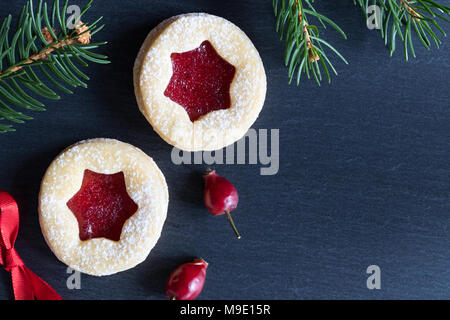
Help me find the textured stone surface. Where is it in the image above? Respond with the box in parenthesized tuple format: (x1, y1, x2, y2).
(0, 0, 449, 299)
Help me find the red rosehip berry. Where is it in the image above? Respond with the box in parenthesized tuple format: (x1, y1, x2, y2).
(166, 259, 208, 300)
(203, 169, 241, 239)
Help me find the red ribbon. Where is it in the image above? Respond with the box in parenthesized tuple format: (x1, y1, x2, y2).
(0, 191, 62, 300)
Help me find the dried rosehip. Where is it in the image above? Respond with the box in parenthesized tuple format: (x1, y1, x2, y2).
(203, 169, 240, 239)
(166, 259, 208, 300)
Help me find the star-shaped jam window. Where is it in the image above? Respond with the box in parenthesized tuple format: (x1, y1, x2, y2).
(67, 169, 138, 242)
(164, 40, 236, 122)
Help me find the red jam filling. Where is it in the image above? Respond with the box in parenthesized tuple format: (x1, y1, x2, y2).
(164, 40, 236, 122)
(66, 169, 138, 241)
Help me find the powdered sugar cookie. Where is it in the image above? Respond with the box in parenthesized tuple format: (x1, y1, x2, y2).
(38, 138, 168, 276)
(134, 13, 267, 151)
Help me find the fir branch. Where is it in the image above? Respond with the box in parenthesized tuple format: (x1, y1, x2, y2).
(0, 0, 108, 133)
(273, 0, 348, 86)
(354, 0, 450, 60)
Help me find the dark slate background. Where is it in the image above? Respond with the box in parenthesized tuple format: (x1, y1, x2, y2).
(0, 0, 449, 300)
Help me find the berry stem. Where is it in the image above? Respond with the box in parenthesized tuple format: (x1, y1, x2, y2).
(225, 210, 241, 239)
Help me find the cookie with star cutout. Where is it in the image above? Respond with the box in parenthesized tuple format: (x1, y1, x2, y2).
(134, 13, 267, 151)
(38, 138, 169, 276)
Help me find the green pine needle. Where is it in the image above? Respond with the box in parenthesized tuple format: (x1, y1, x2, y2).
(275, 0, 449, 86)
(354, 0, 450, 60)
(273, 0, 348, 86)
(0, 0, 109, 133)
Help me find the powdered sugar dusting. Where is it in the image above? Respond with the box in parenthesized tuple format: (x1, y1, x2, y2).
(39, 138, 169, 276)
(133, 13, 267, 151)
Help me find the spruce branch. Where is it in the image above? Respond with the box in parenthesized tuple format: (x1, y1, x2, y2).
(354, 0, 450, 60)
(273, 0, 348, 86)
(0, 0, 108, 133)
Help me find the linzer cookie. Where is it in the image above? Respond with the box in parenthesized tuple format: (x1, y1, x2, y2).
(38, 138, 168, 276)
(134, 13, 267, 151)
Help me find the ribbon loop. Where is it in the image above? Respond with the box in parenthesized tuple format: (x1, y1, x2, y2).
(0, 191, 19, 248)
(3, 247, 24, 271)
(0, 191, 62, 300)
